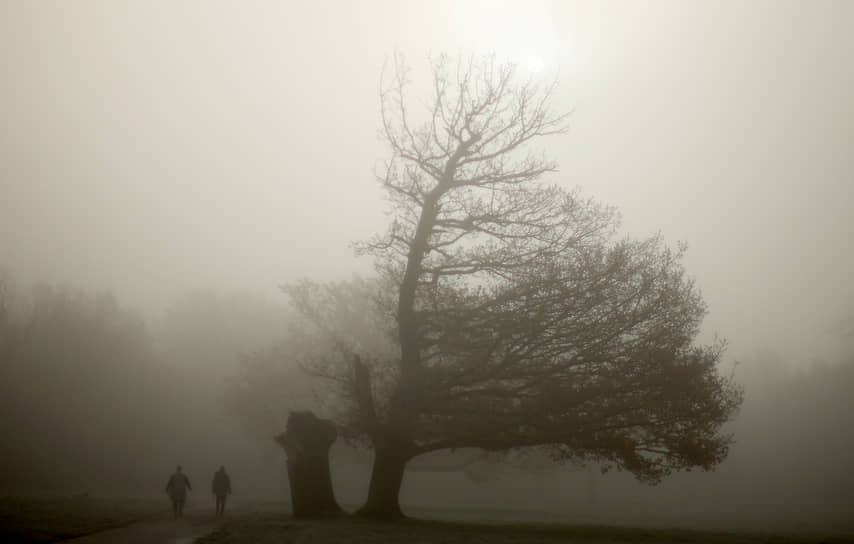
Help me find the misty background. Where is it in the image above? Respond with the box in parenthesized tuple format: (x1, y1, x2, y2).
(1, 0, 852, 533)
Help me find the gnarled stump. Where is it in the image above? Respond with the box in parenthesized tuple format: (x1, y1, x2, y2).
(276, 411, 342, 518)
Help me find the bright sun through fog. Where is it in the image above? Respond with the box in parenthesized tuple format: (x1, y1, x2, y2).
(527, 55, 545, 73)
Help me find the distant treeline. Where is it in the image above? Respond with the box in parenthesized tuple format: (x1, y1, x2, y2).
(0, 282, 179, 492)
(0, 276, 294, 496)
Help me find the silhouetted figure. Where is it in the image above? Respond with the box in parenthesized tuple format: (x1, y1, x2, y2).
(165, 465, 192, 518)
(211, 465, 231, 517)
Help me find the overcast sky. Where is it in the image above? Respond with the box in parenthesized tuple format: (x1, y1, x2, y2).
(2, 0, 852, 364)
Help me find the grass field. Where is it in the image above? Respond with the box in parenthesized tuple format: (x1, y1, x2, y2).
(0, 496, 166, 543)
(1, 497, 851, 543)
(197, 511, 854, 544)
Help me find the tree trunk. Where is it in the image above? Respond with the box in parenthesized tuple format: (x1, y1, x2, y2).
(276, 411, 342, 518)
(357, 446, 411, 519)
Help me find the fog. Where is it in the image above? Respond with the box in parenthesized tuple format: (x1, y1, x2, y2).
(1, 0, 853, 532)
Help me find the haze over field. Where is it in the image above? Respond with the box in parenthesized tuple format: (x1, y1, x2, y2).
(1, 0, 853, 534)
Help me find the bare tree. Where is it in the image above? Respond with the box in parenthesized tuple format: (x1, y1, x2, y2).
(289, 53, 742, 519)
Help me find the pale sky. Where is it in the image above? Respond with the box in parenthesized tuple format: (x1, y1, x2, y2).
(2, 0, 852, 364)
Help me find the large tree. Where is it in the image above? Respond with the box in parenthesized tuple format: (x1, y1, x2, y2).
(287, 53, 742, 518)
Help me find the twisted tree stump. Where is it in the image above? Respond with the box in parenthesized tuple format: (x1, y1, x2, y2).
(275, 411, 342, 518)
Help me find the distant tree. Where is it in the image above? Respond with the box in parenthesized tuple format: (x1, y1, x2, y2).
(286, 53, 742, 518)
(155, 290, 302, 484)
(222, 278, 390, 447)
(222, 342, 320, 448)
(729, 348, 854, 506)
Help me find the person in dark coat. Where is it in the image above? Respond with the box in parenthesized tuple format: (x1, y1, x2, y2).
(165, 465, 192, 518)
(212, 466, 231, 517)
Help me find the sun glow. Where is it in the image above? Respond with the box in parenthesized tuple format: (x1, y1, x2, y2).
(526, 55, 545, 73)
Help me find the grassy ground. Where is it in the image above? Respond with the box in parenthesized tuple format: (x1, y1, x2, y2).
(0, 496, 166, 543)
(197, 511, 854, 544)
(2, 497, 851, 543)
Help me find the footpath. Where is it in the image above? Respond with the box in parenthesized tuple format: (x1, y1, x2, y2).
(62, 511, 221, 544)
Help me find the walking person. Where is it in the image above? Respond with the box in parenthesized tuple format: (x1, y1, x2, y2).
(212, 465, 231, 517)
(165, 465, 192, 518)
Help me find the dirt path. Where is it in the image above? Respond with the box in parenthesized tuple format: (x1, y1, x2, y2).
(61, 513, 222, 544)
